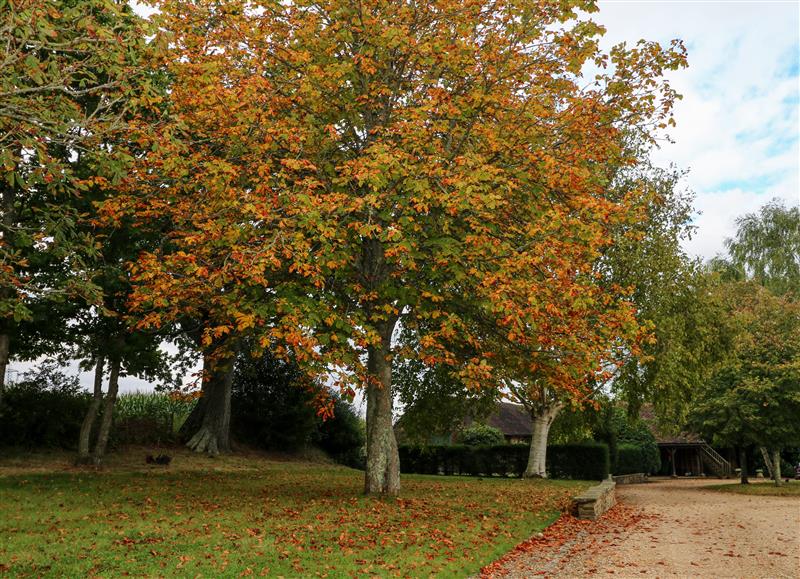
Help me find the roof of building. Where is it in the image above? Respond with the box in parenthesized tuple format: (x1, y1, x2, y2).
(639, 404, 705, 445)
(465, 401, 533, 437)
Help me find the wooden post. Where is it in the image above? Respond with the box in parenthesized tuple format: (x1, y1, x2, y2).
(670, 448, 677, 478)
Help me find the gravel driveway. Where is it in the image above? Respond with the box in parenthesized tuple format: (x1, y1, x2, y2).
(485, 478, 800, 578)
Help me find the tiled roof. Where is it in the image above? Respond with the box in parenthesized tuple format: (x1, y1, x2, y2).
(466, 402, 532, 436)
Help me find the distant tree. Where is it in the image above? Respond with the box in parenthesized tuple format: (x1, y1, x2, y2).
(593, 404, 660, 474)
(688, 282, 800, 484)
(725, 200, 800, 297)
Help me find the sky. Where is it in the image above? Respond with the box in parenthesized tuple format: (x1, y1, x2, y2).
(593, 0, 800, 258)
(10, 0, 800, 391)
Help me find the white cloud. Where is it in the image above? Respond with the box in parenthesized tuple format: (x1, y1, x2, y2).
(593, 0, 800, 259)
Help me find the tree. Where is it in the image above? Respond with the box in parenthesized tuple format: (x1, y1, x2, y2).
(125, 0, 686, 494)
(504, 158, 704, 477)
(725, 200, 800, 297)
(708, 199, 800, 484)
(688, 282, 800, 484)
(0, 0, 157, 403)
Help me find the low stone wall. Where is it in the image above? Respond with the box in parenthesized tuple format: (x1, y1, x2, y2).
(572, 477, 616, 520)
(613, 473, 648, 485)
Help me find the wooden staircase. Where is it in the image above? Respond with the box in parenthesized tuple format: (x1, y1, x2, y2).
(699, 444, 732, 478)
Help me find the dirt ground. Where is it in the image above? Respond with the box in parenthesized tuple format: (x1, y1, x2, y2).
(487, 478, 800, 578)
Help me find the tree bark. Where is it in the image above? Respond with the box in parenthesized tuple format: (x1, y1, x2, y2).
(364, 322, 400, 495)
(772, 448, 783, 486)
(739, 447, 749, 484)
(92, 355, 121, 464)
(760, 446, 774, 479)
(76, 356, 104, 463)
(186, 352, 234, 456)
(178, 349, 213, 440)
(0, 333, 9, 406)
(523, 404, 561, 478)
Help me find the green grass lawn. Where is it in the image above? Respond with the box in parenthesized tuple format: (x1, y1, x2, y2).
(705, 480, 800, 497)
(0, 448, 589, 577)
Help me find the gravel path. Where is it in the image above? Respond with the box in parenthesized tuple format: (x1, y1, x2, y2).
(486, 478, 800, 578)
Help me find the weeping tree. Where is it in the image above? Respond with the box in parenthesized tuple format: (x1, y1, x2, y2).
(725, 200, 800, 297)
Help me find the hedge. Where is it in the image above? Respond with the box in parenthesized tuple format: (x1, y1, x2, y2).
(615, 443, 660, 475)
(616, 444, 648, 475)
(398, 442, 609, 480)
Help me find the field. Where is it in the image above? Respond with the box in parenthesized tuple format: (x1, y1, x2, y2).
(0, 448, 589, 577)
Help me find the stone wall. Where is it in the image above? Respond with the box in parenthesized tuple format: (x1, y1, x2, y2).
(613, 473, 648, 485)
(572, 477, 616, 520)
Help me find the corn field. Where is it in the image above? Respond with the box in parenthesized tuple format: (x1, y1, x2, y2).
(114, 391, 197, 435)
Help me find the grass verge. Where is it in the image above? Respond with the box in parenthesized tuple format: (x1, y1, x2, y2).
(0, 448, 590, 577)
(704, 480, 800, 497)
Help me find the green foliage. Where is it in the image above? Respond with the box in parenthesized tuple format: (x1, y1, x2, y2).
(394, 353, 498, 445)
(231, 350, 364, 465)
(616, 444, 657, 475)
(0, 0, 157, 324)
(398, 443, 610, 480)
(598, 164, 731, 425)
(0, 362, 89, 448)
(688, 283, 800, 451)
(725, 199, 800, 297)
(460, 424, 505, 446)
(315, 399, 366, 469)
(549, 404, 602, 444)
(593, 405, 660, 474)
(231, 350, 319, 451)
(547, 443, 611, 481)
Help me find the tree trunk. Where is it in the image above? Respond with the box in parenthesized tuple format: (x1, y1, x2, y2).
(92, 355, 121, 464)
(0, 333, 9, 406)
(772, 448, 783, 486)
(186, 353, 234, 456)
(364, 322, 400, 495)
(178, 349, 213, 440)
(76, 356, 104, 463)
(739, 447, 749, 484)
(760, 446, 774, 479)
(523, 404, 561, 478)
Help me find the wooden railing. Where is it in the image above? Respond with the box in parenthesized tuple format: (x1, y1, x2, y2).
(699, 444, 732, 478)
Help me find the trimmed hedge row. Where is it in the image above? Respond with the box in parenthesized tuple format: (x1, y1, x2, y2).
(398, 442, 610, 480)
(616, 443, 660, 475)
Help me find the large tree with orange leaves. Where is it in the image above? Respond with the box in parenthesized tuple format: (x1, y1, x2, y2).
(113, 0, 686, 494)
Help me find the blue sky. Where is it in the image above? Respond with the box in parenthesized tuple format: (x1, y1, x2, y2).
(593, 0, 800, 258)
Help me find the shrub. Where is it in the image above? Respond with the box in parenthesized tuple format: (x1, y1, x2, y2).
(460, 424, 505, 446)
(398, 442, 609, 480)
(314, 398, 365, 469)
(231, 351, 319, 451)
(594, 405, 660, 474)
(0, 362, 89, 448)
(231, 349, 364, 466)
(616, 444, 652, 475)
